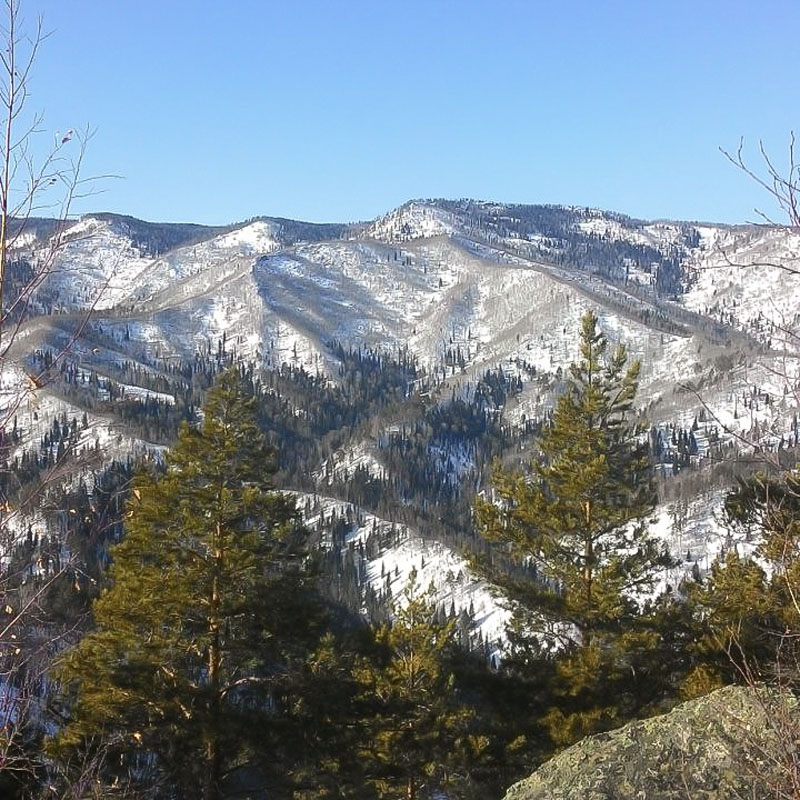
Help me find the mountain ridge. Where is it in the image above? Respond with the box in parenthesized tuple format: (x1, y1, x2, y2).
(21, 197, 766, 244)
(2, 195, 798, 652)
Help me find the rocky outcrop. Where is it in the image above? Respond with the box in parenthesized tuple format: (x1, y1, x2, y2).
(503, 686, 796, 800)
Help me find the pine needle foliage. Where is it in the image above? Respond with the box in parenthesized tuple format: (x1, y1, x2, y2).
(354, 570, 480, 800)
(683, 470, 800, 693)
(477, 310, 668, 640)
(475, 311, 674, 745)
(53, 368, 317, 800)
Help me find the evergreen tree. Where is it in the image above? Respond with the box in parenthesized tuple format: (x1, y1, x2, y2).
(681, 551, 773, 697)
(53, 369, 320, 799)
(724, 470, 800, 628)
(478, 310, 666, 638)
(476, 311, 671, 741)
(682, 470, 800, 695)
(353, 570, 480, 800)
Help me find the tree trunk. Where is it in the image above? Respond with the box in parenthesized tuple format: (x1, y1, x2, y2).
(203, 733, 221, 800)
(583, 500, 593, 646)
(203, 526, 223, 800)
(583, 500, 593, 605)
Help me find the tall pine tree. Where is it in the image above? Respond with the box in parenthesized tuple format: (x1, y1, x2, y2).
(353, 571, 480, 800)
(54, 369, 321, 799)
(476, 311, 671, 742)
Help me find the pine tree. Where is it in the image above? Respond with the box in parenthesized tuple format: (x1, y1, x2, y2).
(53, 369, 320, 799)
(724, 470, 800, 627)
(681, 551, 772, 697)
(478, 310, 666, 638)
(476, 311, 671, 741)
(354, 571, 479, 800)
(682, 470, 800, 694)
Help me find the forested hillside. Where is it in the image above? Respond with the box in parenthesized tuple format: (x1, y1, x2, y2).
(1, 197, 800, 798)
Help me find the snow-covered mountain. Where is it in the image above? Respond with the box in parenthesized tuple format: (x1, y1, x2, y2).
(5, 198, 799, 647)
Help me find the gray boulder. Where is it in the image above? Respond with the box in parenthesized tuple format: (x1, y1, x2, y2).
(503, 685, 797, 800)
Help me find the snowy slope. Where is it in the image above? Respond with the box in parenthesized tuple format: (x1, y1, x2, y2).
(38, 216, 156, 311)
(364, 200, 462, 241)
(683, 225, 800, 344)
(6, 198, 800, 635)
(301, 494, 510, 660)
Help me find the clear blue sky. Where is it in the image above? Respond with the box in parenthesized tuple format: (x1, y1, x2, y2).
(25, 0, 800, 225)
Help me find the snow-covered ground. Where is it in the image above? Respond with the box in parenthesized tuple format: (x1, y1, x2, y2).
(6, 199, 800, 643)
(683, 226, 800, 343)
(652, 491, 739, 592)
(365, 200, 461, 241)
(301, 494, 511, 660)
(40, 216, 155, 311)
